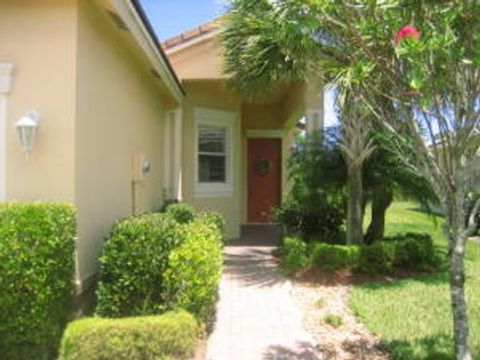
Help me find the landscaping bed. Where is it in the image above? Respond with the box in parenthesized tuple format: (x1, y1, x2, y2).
(283, 202, 480, 360)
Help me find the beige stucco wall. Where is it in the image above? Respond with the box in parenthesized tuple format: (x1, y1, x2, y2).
(0, 0, 77, 202)
(74, 0, 171, 282)
(166, 36, 225, 80)
(181, 81, 243, 238)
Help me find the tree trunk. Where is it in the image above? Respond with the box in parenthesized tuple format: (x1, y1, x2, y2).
(346, 164, 363, 245)
(364, 185, 393, 244)
(446, 198, 472, 360)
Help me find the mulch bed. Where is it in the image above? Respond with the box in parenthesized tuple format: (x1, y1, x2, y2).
(292, 266, 434, 287)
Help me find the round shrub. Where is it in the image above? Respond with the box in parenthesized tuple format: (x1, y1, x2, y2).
(58, 310, 201, 360)
(198, 211, 226, 237)
(311, 243, 360, 271)
(357, 242, 396, 274)
(0, 203, 76, 360)
(387, 232, 444, 270)
(164, 220, 223, 324)
(280, 236, 309, 273)
(96, 213, 182, 317)
(165, 202, 196, 224)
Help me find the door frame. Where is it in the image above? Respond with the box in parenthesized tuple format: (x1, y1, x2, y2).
(246, 130, 287, 223)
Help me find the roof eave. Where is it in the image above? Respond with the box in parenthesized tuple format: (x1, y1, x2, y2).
(111, 0, 185, 103)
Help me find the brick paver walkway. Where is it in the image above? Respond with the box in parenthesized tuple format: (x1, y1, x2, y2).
(206, 246, 320, 360)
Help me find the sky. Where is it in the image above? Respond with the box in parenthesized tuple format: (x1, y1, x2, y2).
(140, 0, 227, 41)
(140, 0, 338, 126)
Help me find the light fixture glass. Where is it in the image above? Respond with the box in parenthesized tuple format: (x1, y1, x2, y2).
(15, 110, 39, 151)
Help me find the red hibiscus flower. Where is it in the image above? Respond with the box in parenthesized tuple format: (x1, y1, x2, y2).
(393, 25, 420, 46)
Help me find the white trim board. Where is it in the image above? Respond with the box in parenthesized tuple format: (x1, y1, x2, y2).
(0, 63, 14, 201)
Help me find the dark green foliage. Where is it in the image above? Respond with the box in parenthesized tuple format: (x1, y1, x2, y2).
(0, 203, 76, 360)
(58, 310, 201, 360)
(165, 202, 196, 224)
(274, 130, 346, 240)
(357, 242, 396, 274)
(311, 243, 360, 271)
(164, 220, 223, 323)
(280, 236, 309, 273)
(96, 207, 224, 323)
(385, 233, 445, 271)
(96, 213, 181, 317)
(307, 232, 444, 274)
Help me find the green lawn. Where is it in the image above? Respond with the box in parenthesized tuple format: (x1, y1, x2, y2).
(352, 201, 480, 360)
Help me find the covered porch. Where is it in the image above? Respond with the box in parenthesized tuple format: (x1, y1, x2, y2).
(163, 21, 327, 239)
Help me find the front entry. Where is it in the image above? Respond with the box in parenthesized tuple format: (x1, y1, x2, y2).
(247, 138, 281, 223)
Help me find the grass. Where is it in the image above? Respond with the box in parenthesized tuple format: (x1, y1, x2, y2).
(323, 314, 343, 328)
(352, 201, 480, 360)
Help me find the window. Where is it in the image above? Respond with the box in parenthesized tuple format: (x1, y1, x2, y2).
(194, 108, 235, 197)
(198, 126, 226, 182)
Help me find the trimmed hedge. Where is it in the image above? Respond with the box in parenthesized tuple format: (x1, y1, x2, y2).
(357, 242, 396, 274)
(164, 221, 223, 323)
(280, 236, 309, 273)
(289, 233, 443, 274)
(58, 310, 200, 360)
(0, 203, 76, 360)
(96, 213, 181, 317)
(96, 207, 224, 322)
(198, 211, 226, 237)
(385, 232, 444, 270)
(311, 243, 360, 271)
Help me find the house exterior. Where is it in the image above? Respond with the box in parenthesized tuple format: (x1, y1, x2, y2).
(0, 1, 326, 294)
(163, 20, 327, 239)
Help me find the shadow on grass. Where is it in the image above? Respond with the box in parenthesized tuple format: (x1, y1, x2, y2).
(355, 271, 449, 291)
(384, 334, 456, 360)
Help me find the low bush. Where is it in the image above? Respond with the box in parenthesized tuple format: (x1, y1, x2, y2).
(0, 203, 76, 360)
(165, 202, 196, 224)
(58, 310, 201, 360)
(96, 213, 181, 317)
(96, 206, 224, 323)
(164, 219, 223, 323)
(357, 242, 396, 274)
(385, 232, 444, 271)
(311, 243, 360, 271)
(280, 236, 309, 273)
(295, 232, 444, 274)
(198, 211, 226, 238)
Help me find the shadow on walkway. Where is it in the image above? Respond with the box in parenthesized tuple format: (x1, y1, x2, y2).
(223, 246, 283, 288)
(263, 342, 320, 360)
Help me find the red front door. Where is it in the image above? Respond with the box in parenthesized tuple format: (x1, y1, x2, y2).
(248, 138, 282, 223)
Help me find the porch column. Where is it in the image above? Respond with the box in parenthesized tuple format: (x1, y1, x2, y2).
(0, 63, 14, 200)
(163, 108, 183, 201)
(304, 80, 326, 133)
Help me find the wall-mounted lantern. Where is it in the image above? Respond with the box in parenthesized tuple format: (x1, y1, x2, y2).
(15, 110, 39, 151)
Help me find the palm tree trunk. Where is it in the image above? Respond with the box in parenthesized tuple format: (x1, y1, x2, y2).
(346, 164, 363, 245)
(364, 185, 393, 244)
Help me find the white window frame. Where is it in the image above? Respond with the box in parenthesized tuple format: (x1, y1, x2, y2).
(194, 107, 235, 198)
(0, 63, 14, 201)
